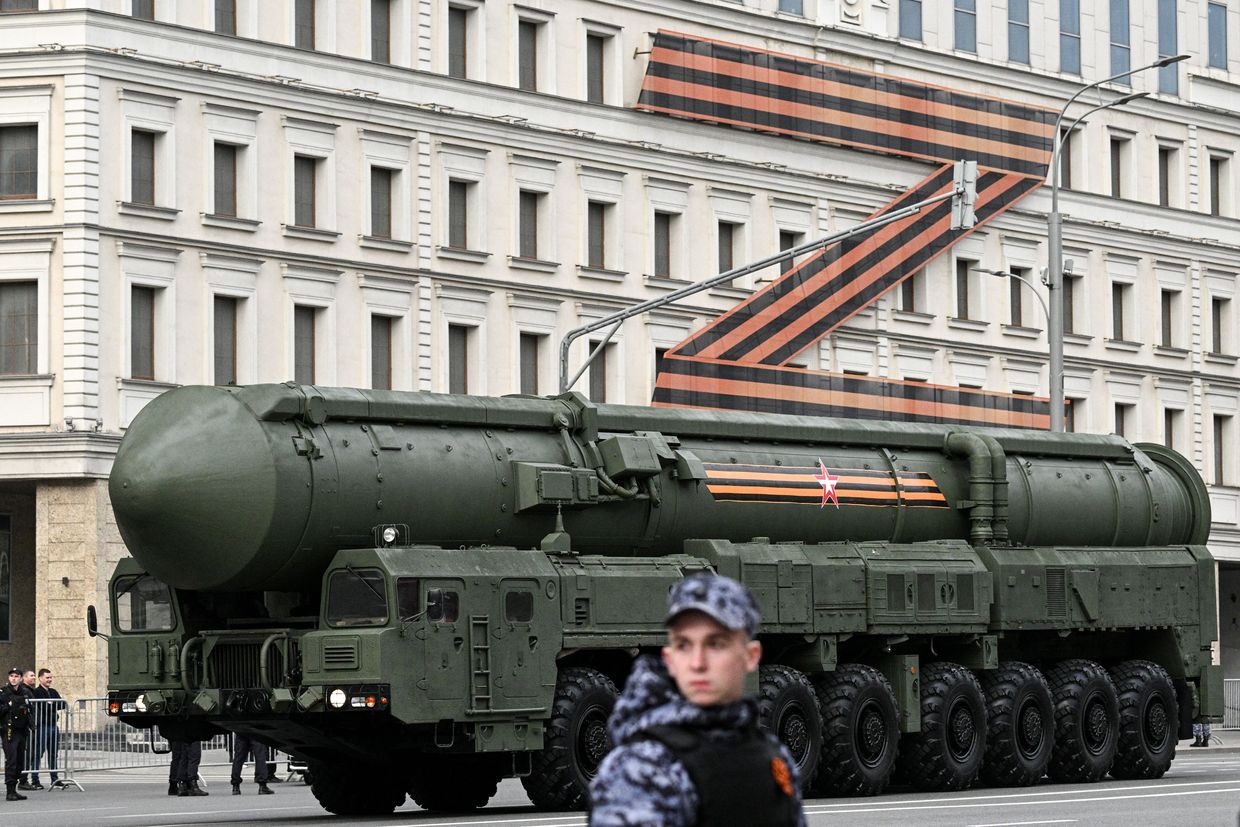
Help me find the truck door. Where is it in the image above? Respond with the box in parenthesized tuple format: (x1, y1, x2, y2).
(423, 578, 467, 701)
(492, 578, 550, 709)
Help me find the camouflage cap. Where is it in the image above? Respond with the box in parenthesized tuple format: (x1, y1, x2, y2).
(665, 573, 761, 638)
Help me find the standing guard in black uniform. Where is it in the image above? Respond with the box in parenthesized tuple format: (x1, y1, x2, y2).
(230, 733, 274, 795)
(168, 737, 208, 797)
(0, 667, 34, 802)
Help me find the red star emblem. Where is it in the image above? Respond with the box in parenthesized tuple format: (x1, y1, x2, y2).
(814, 459, 840, 509)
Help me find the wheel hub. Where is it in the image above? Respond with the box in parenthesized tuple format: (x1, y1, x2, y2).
(1017, 700, 1045, 757)
(578, 708, 610, 777)
(856, 702, 888, 767)
(1144, 698, 1169, 750)
(948, 700, 976, 760)
(781, 708, 810, 762)
(1083, 696, 1109, 754)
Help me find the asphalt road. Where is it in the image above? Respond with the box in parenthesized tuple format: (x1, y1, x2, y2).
(15, 746, 1240, 827)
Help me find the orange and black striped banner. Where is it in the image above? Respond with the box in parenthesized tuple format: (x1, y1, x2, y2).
(638, 32, 1058, 428)
(704, 462, 949, 508)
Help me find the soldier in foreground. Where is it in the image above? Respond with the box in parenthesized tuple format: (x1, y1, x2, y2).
(589, 574, 806, 827)
(0, 667, 33, 801)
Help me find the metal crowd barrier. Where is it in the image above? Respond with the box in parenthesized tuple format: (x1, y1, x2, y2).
(1224, 678, 1240, 730)
(17, 697, 232, 791)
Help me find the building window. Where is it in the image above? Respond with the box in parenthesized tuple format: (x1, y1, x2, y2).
(294, 154, 318, 228)
(370, 166, 393, 239)
(448, 323, 469, 394)
(0, 125, 36, 200)
(447, 179, 471, 249)
(1110, 0, 1131, 80)
(1114, 402, 1132, 438)
(293, 305, 316, 384)
(899, 0, 922, 40)
(954, 0, 977, 52)
(1065, 399, 1078, 432)
(0, 0, 38, 10)
(131, 129, 157, 206)
(213, 142, 237, 217)
(1060, 0, 1081, 73)
(1213, 296, 1231, 353)
(213, 295, 237, 386)
(518, 190, 541, 259)
(1009, 0, 1030, 63)
(1209, 1, 1229, 69)
(1063, 273, 1078, 334)
(1009, 268, 1028, 327)
(1158, 0, 1178, 94)
(1112, 282, 1130, 340)
(955, 258, 973, 320)
(586, 200, 607, 269)
(448, 5, 469, 79)
(654, 212, 673, 278)
(1214, 414, 1232, 485)
(371, 315, 392, 390)
(295, 0, 315, 49)
(0, 282, 36, 375)
(519, 332, 541, 395)
(1164, 408, 1182, 450)
(1160, 289, 1178, 347)
(778, 0, 805, 14)
(1110, 136, 1127, 198)
(372, 0, 391, 63)
(654, 347, 668, 382)
(1058, 128, 1073, 189)
(779, 229, 803, 275)
(588, 340, 610, 402)
(900, 269, 924, 313)
(214, 0, 236, 34)
(132, 0, 154, 20)
(1157, 146, 1173, 206)
(718, 221, 737, 274)
(131, 285, 155, 380)
(586, 33, 607, 104)
(1209, 155, 1227, 216)
(518, 20, 540, 92)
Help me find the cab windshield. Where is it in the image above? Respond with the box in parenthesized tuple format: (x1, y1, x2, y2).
(114, 574, 176, 632)
(326, 568, 389, 627)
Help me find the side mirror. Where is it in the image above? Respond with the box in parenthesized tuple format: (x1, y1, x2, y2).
(86, 605, 106, 639)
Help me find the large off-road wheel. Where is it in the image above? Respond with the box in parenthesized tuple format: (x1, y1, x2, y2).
(408, 754, 505, 811)
(309, 762, 406, 816)
(979, 661, 1054, 787)
(521, 667, 618, 810)
(1047, 659, 1119, 783)
(756, 664, 822, 792)
(1109, 660, 1177, 780)
(812, 664, 900, 797)
(896, 662, 986, 792)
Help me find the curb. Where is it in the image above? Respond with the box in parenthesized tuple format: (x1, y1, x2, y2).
(1177, 739, 1240, 755)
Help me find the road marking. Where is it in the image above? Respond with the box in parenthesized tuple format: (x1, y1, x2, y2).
(968, 821, 1077, 827)
(805, 782, 1240, 815)
(805, 777, 1240, 810)
(382, 816, 587, 826)
(101, 804, 321, 819)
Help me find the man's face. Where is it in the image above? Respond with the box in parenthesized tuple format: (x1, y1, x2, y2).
(7, 673, 19, 688)
(22, 671, 35, 688)
(662, 611, 761, 708)
(38, 673, 51, 689)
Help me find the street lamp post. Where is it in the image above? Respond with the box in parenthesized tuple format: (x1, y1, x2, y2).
(1045, 53, 1188, 432)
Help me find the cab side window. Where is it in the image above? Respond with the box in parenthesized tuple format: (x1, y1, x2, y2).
(396, 577, 420, 619)
(427, 588, 459, 623)
(504, 590, 533, 623)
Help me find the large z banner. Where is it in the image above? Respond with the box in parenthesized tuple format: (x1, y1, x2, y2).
(637, 32, 1056, 429)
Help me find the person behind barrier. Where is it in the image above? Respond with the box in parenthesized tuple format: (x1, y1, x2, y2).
(0, 667, 33, 802)
(230, 733, 274, 796)
(167, 737, 207, 797)
(589, 574, 806, 827)
(29, 669, 65, 790)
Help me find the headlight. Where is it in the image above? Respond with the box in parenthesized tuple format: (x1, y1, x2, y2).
(135, 694, 147, 713)
(382, 526, 398, 544)
(328, 688, 347, 709)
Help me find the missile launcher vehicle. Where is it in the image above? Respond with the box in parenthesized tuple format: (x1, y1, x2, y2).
(95, 383, 1223, 815)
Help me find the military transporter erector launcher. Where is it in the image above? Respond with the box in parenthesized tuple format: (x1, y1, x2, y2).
(92, 383, 1222, 816)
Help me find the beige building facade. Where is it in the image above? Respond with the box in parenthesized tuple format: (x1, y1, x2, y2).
(0, 0, 1239, 700)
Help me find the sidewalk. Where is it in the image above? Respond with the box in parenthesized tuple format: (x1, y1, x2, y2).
(1177, 736, 1240, 755)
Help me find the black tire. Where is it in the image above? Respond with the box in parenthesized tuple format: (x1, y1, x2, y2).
(408, 754, 504, 811)
(756, 665, 822, 792)
(521, 667, 618, 810)
(309, 762, 406, 816)
(1109, 660, 1178, 780)
(979, 661, 1054, 787)
(812, 664, 900, 797)
(1046, 659, 1119, 783)
(896, 661, 986, 792)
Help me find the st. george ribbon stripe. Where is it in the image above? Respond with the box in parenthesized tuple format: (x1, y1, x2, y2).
(635, 31, 1057, 429)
